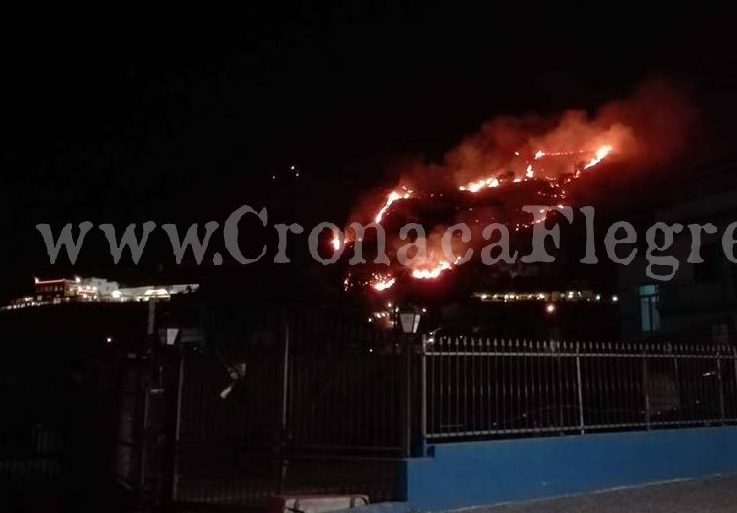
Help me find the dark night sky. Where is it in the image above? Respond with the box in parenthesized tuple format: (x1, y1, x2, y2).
(3, 6, 737, 302)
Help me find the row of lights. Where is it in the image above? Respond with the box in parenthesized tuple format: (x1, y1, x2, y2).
(475, 291, 618, 303)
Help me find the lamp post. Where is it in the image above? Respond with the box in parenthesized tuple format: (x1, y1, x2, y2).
(398, 306, 421, 457)
(399, 310, 421, 335)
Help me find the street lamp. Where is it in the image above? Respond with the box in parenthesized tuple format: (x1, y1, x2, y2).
(398, 306, 422, 457)
(399, 310, 421, 334)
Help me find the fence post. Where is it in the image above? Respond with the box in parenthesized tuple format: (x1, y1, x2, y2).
(420, 334, 427, 456)
(171, 348, 185, 503)
(716, 348, 726, 424)
(734, 347, 737, 419)
(277, 313, 290, 495)
(160, 331, 184, 512)
(672, 345, 681, 426)
(575, 342, 585, 434)
(138, 299, 157, 496)
(643, 348, 651, 430)
(401, 333, 412, 458)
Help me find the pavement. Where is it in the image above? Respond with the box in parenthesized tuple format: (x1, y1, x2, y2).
(462, 476, 737, 513)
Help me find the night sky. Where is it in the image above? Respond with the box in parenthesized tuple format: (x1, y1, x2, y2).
(3, 7, 737, 302)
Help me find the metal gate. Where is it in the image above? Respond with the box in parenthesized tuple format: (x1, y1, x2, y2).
(116, 306, 407, 509)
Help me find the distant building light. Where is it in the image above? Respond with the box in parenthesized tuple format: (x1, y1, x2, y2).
(612, 295, 619, 302)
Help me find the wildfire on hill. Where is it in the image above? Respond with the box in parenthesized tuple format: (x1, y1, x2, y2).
(333, 80, 694, 293)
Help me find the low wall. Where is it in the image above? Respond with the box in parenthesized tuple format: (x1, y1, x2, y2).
(405, 427, 737, 511)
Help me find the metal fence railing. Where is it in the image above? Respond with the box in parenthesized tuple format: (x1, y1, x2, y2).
(422, 337, 737, 441)
(167, 310, 404, 506)
(0, 424, 64, 486)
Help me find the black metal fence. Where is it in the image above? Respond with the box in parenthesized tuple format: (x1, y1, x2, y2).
(423, 337, 737, 441)
(286, 314, 403, 454)
(0, 424, 64, 485)
(151, 310, 405, 507)
(111, 304, 737, 508)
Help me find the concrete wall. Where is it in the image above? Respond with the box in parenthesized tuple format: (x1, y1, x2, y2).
(405, 427, 737, 511)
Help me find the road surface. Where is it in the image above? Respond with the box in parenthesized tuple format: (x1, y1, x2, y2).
(465, 476, 737, 513)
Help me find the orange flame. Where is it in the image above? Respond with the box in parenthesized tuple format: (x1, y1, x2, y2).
(371, 274, 396, 291)
(458, 176, 500, 192)
(458, 144, 616, 195)
(375, 187, 413, 223)
(583, 145, 613, 170)
(411, 260, 452, 280)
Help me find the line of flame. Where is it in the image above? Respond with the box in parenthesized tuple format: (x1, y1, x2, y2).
(375, 187, 413, 223)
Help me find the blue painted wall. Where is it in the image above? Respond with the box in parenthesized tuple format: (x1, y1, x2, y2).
(405, 427, 737, 511)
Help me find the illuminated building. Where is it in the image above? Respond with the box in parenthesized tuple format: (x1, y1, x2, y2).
(3, 276, 199, 310)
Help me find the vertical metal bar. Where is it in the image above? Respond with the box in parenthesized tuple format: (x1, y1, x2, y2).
(593, 341, 604, 427)
(698, 345, 709, 424)
(462, 337, 468, 434)
(643, 348, 651, 430)
(500, 339, 507, 434)
(733, 346, 737, 420)
(522, 340, 530, 431)
(445, 336, 451, 435)
(490, 339, 504, 430)
(716, 348, 726, 423)
(540, 341, 548, 430)
(485, 338, 492, 433)
(138, 300, 157, 493)
(478, 337, 483, 433)
(556, 343, 563, 431)
(611, 345, 620, 426)
(455, 337, 460, 435)
(138, 363, 151, 491)
(575, 343, 585, 434)
(606, 343, 614, 426)
(428, 334, 435, 438)
(468, 336, 475, 433)
(170, 351, 185, 502)
(673, 347, 681, 426)
(420, 334, 427, 452)
(277, 314, 290, 494)
(515, 339, 522, 431)
(499, 339, 512, 432)
(401, 333, 412, 457)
